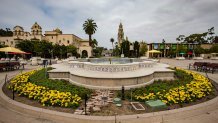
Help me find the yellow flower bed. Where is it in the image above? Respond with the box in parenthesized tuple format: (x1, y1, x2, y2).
(8, 70, 81, 108)
(135, 68, 213, 105)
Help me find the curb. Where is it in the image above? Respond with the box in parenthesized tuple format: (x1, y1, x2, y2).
(1, 77, 218, 123)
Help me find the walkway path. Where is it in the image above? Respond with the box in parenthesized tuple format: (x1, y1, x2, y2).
(0, 59, 218, 123)
(0, 65, 56, 123)
(160, 58, 218, 123)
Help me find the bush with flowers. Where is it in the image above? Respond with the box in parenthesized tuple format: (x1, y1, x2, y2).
(133, 68, 214, 105)
(8, 69, 82, 108)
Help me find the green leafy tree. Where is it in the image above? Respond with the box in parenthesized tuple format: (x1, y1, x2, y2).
(193, 45, 205, 56)
(93, 47, 103, 57)
(60, 45, 67, 59)
(176, 35, 185, 42)
(176, 27, 216, 44)
(207, 27, 215, 43)
(133, 41, 140, 57)
(184, 33, 208, 44)
(213, 36, 218, 44)
(36, 40, 53, 58)
(0, 43, 6, 58)
(139, 42, 148, 56)
(168, 49, 176, 58)
(176, 45, 187, 56)
(83, 19, 98, 47)
(209, 44, 218, 53)
(67, 45, 77, 56)
(16, 40, 34, 54)
(0, 28, 13, 36)
(53, 44, 61, 58)
(113, 42, 120, 56)
(110, 38, 114, 56)
(91, 39, 98, 48)
(121, 40, 130, 57)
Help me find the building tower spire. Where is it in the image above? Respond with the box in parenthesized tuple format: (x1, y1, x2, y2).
(118, 22, 124, 47)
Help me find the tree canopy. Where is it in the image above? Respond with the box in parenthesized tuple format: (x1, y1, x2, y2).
(176, 27, 216, 44)
(121, 40, 130, 57)
(0, 28, 13, 36)
(139, 42, 148, 56)
(83, 19, 97, 46)
(16, 40, 78, 59)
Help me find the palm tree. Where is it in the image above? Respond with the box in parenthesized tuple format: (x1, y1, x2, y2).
(83, 19, 98, 47)
(110, 38, 114, 56)
(91, 39, 98, 48)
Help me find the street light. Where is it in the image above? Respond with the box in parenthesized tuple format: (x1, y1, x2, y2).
(114, 112, 117, 123)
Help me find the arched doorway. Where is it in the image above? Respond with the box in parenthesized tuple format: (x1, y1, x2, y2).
(82, 50, 88, 58)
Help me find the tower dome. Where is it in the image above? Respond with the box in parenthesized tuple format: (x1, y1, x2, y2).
(31, 22, 42, 35)
(53, 28, 62, 34)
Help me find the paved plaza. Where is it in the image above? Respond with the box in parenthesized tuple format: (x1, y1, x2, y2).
(0, 59, 218, 123)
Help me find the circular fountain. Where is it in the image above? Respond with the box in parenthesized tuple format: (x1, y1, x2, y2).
(48, 58, 174, 90)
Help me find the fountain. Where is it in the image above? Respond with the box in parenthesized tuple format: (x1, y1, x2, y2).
(48, 58, 174, 90)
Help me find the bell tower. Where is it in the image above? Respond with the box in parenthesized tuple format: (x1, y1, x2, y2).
(31, 22, 42, 35)
(117, 22, 124, 47)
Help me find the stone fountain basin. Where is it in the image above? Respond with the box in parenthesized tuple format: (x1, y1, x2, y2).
(68, 60, 156, 72)
(48, 62, 174, 90)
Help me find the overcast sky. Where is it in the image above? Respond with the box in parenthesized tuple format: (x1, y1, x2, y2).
(0, 0, 218, 48)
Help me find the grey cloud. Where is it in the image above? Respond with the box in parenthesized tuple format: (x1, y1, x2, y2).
(0, 0, 218, 48)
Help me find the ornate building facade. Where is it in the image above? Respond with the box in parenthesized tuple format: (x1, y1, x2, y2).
(117, 22, 124, 47)
(0, 22, 92, 57)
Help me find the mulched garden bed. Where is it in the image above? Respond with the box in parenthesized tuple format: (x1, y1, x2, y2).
(3, 80, 218, 116)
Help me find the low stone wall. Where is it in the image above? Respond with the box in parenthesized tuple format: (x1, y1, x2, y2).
(48, 71, 174, 90)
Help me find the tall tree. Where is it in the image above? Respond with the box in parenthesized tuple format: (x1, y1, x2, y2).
(83, 19, 98, 47)
(139, 42, 148, 56)
(91, 39, 98, 48)
(184, 33, 207, 44)
(176, 35, 185, 42)
(0, 28, 13, 36)
(93, 47, 104, 57)
(121, 40, 130, 57)
(114, 42, 120, 56)
(0, 43, 6, 58)
(133, 41, 140, 57)
(110, 38, 114, 56)
(194, 45, 205, 56)
(16, 40, 34, 53)
(66, 45, 77, 57)
(207, 27, 215, 43)
(209, 44, 218, 53)
(162, 39, 166, 43)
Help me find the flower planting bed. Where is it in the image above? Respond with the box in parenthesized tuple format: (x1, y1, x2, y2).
(133, 68, 214, 105)
(4, 68, 92, 111)
(2, 68, 218, 116)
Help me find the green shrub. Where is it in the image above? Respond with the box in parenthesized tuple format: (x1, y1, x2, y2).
(29, 68, 92, 99)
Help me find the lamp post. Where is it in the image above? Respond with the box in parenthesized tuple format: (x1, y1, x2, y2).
(60, 49, 62, 60)
(114, 112, 117, 123)
(48, 49, 53, 65)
